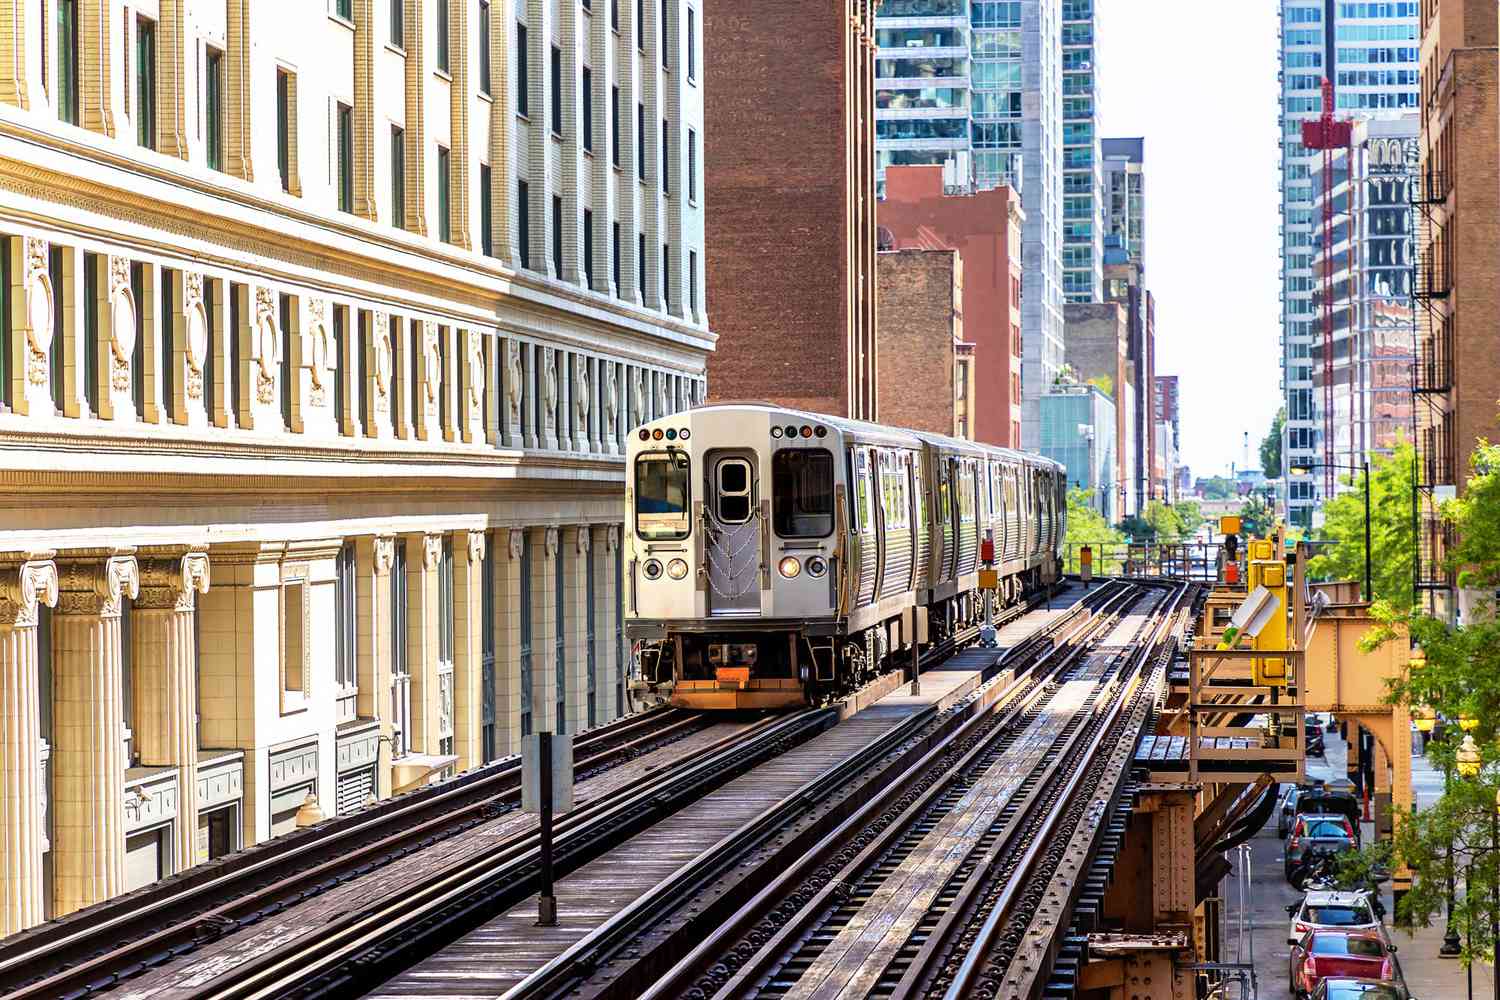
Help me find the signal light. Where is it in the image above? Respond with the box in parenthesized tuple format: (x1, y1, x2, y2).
(639, 429, 650, 440)
(652, 429, 664, 441)
(814, 426, 827, 438)
(679, 429, 690, 440)
(771, 427, 783, 438)
(665, 429, 677, 440)
(800, 425, 813, 438)
(784, 425, 797, 438)
(778, 556, 801, 579)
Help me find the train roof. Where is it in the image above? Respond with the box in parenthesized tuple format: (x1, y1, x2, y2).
(670, 403, 1065, 474)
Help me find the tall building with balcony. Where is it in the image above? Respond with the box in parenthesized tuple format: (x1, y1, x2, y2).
(875, 0, 1063, 448)
(1061, 0, 1102, 304)
(0, 0, 707, 934)
(1278, 0, 1419, 528)
(1102, 137, 1145, 270)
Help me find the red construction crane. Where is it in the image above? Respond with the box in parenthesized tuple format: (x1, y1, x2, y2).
(1301, 78, 1353, 500)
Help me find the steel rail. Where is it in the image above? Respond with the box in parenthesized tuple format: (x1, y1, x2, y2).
(0, 706, 706, 1000)
(548, 584, 1136, 1000)
(937, 581, 1195, 1000)
(193, 707, 840, 1000)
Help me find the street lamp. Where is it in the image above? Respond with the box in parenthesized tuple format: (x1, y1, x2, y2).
(1443, 738, 1464, 957)
(1291, 459, 1373, 603)
(1458, 735, 1483, 778)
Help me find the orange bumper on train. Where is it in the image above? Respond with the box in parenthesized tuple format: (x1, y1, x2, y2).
(671, 677, 805, 710)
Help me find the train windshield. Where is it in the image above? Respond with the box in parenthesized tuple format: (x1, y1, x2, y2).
(773, 449, 834, 538)
(635, 452, 691, 540)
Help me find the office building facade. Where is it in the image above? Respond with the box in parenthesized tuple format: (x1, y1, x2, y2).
(1102, 137, 1144, 270)
(0, 0, 707, 934)
(1061, 0, 1102, 303)
(1278, 0, 1419, 527)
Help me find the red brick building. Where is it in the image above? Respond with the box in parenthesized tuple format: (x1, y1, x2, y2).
(702, 0, 879, 419)
(875, 249, 975, 438)
(1416, 0, 1500, 606)
(877, 166, 1024, 448)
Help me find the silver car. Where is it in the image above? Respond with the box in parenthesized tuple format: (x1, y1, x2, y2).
(1286, 890, 1384, 946)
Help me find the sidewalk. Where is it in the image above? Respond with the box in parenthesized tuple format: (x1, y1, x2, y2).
(1316, 724, 1492, 999)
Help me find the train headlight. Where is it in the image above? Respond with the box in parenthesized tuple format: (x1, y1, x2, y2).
(806, 556, 828, 578)
(643, 559, 664, 580)
(666, 558, 689, 580)
(778, 556, 802, 579)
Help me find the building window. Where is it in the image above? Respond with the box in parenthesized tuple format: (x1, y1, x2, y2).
(337, 102, 353, 213)
(279, 294, 292, 426)
(282, 580, 307, 700)
(335, 541, 357, 704)
(439, 535, 455, 669)
(437, 145, 451, 242)
(519, 532, 533, 737)
(687, 128, 696, 202)
(688, 249, 697, 315)
(611, 85, 620, 166)
(205, 48, 224, 171)
(335, 0, 352, 20)
(479, 0, 491, 94)
(517, 23, 529, 116)
(661, 1, 668, 67)
(518, 180, 533, 269)
(480, 163, 493, 255)
(277, 70, 293, 191)
(551, 194, 562, 277)
(56, 0, 79, 125)
(555, 545, 566, 733)
(583, 209, 594, 287)
(481, 537, 497, 761)
(550, 45, 562, 135)
(612, 0, 619, 32)
(436, 0, 450, 71)
(390, 0, 404, 46)
(135, 18, 156, 149)
(661, 120, 669, 194)
(687, 6, 695, 81)
(636, 0, 643, 50)
(662, 242, 670, 309)
(390, 125, 405, 226)
(390, 541, 410, 756)
(582, 66, 593, 151)
(638, 232, 646, 300)
(612, 222, 621, 294)
(637, 103, 645, 179)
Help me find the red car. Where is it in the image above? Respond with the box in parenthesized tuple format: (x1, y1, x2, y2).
(1290, 930, 1400, 999)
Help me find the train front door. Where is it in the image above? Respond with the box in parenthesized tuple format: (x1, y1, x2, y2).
(705, 452, 761, 616)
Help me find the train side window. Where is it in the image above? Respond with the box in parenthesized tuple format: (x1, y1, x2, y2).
(773, 449, 834, 538)
(912, 454, 926, 532)
(715, 457, 753, 524)
(853, 449, 875, 535)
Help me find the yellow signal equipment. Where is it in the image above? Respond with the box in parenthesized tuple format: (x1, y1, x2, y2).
(1249, 539, 1274, 561)
(1251, 558, 1289, 686)
(1219, 515, 1241, 536)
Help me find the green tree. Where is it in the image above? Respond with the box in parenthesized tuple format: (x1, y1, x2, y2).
(1306, 440, 1416, 609)
(1086, 374, 1113, 398)
(1198, 476, 1236, 500)
(1260, 407, 1285, 479)
(1063, 488, 1125, 573)
(1173, 500, 1205, 540)
(1238, 491, 1275, 537)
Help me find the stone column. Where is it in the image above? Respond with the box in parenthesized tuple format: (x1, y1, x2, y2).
(0, 555, 59, 936)
(494, 529, 525, 757)
(51, 552, 138, 917)
(130, 551, 209, 875)
(452, 531, 485, 768)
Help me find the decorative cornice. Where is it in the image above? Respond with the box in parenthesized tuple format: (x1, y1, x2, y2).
(543, 526, 558, 558)
(134, 551, 210, 611)
(508, 528, 525, 560)
(0, 554, 59, 629)
(372, 535, 396, 574)
(422, 533, 442, 570)
(55, 551, 139, 618)
(575, 525, 590, 555)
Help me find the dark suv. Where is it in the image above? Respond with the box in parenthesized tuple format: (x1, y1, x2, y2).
(1286, 814, 1358, 887)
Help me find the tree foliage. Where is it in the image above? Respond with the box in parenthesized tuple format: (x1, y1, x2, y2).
(1261, 406, 1286, 479)
(1118, 500, 1205, 544)
(1086, 374, 1114, 398)
(1063, 488, 1125, 573)
(1197, 476, 1236, 500)
(1307, 440, 1416, 609)
(1238, 492, 1275, 538)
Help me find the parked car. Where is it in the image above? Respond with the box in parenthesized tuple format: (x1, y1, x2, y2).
(1280, 785, 1308, 838)
(1297, 787, 1363, 842)
(1286, 890, 1384, 945)
(1290, 931, 1399, 999)
(1311, 979, 1412, 1000)
(1286, 814, 1358, 886)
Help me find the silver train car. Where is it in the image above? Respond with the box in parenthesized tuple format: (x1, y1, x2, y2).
(625, 403, 1066, 709)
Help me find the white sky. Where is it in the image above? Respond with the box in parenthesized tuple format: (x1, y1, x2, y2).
(1096, 0, 1284, 479)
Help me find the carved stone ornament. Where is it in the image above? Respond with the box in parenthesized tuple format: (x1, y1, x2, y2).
(630, 370, 645, 428)
(184, 278, 210, 399)
(422, 534, 442, 570)
(135, 552, 210, 611)
(56, 554, 140, 619)
(467, 530, 486, 564)
(605, 364, 619, 438)
(467, 336, 485, 407)
(575, 526, 590, 555)
(106, 258, 138, 393)
(373, 536, 396, 574)
(505, 340, 523, 420)
(254, 288, 280, 405)
(22, 238, 53, 386)
(542, 348, 558, 415)
(543, 527, 559, 557)
(307, 322, 331, 408)
(606, 524, 619, 554)
(0, 556, 60, 629)
(422, 322, 441, 406)
(508, 529, 525, 560)
(373, 313, 392, 407)
(656, 375, 670, 417)
(573, 355, 590, 423)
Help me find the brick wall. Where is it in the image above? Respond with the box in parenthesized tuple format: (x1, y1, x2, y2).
(876, 249, 959, 436)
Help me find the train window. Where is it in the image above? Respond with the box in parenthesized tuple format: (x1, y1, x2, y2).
(634, 452, 691, 540)
(773, 449, 834, 538)
(715, 458, 753, 524)
(853, 449, 875, 535)
(880, 453, 908, 530)
(958, 461, 976, 523)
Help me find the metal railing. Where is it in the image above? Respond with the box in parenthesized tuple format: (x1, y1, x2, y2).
(1063, 542, 1227, 582)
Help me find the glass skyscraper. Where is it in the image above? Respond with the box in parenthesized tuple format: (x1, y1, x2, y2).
(1278, 0, 1419, 528)
(1062, 0, 1102, 303)
(875, 0, 1064, 450)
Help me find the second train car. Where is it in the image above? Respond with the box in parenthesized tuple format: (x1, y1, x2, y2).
(625, 403, 1066, 709)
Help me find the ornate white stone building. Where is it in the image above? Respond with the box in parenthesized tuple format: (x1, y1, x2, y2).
(0, 0, 708, 933)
